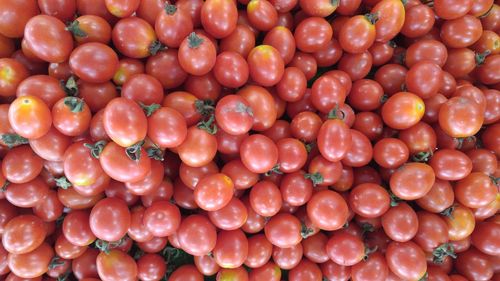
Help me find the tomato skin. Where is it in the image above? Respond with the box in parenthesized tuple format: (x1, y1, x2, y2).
(112, 17, 157, 59)
(177, 126, 218, 168)
(169, 265, 203, 281)
(326, 232, 365, 266)
(16, 75, 66, 108)
(96, 249, 137, 281)
(428, 149, 471, 181)
(307, 190, 348, 231)
(455, 248, 494, 281)
(136, 254, 166, 281)
(373, 138, 409, 169)
(213, 51, 249, 89)
(155, 4, 193, 48)
(52, 97, 92, 137)
(341, 129, 373, 168)
(194, 254, 220, 276)
(381, 92, 425, 130)
(194, 173, 234, 211)
(178, 32, 217, 76)
(239, 134, 278, 174)
(455, 172, 497, 209)
(0, 59, 29, 98)
(471, 222, 500, 256)
(73, 15, 112, 45)
(177, 215, 217, 256)
(5, 177, 49, 208)
(99, 141, 151, 183)
(382, 202, 418, 242)
(444, 204, 475, 241)
(8, 95, 52, 139)
(69, 42, 119, 83)
(299, 0, 338, 17)
(247, 45, 285, 87)
(315, 119, 351, 162)
(311, 75, 347, 113)
(386, 241, 427, 281)
(103, 97, 147, 147)
(249, 180, 282, 217)
(349, 183, 390, 218)
(294, 17, 332, 53)
(120, 74, 163, 105)
(213, 229, 249, 269)
(439, 96, 484, 138)
(390, 163, 435, 200)
(215, 95, 254, 136)
(23, 15, 74, 63)
(339, 15, 376, 54)
(0, 0, 39, 38)
(63, 141, 106, 187)
(2, 145, 43, 184)
(372, 0, 405, 42)
(288, 258, 323, 281)
(7, 243, 54, 279)
(201, 0, 238, 38)
(351, 251, 388, 281)
(146, 107, 186, 148)
(2, 215, 47, 255)
(440, 15, 483, 48)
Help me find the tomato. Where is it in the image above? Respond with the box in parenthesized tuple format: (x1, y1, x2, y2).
(2, 145, 43, 184)
(299, 0, 338, 17)
(7, 243, 54, 279)
(434, 0, 472, 19)
(2, 215, 46, 255)
(212, 52, 249, 89)
(194, 173, 234, 211)
(155, 3, 193, 48)
(349, 183, 390, 219)
(412, 212, 449, 253)
(161, 91, 201, 127)
(23, 15, 73, 63)
(144, 51, 187, 89)
(5, 177, 49, 208)
(262, 27, 295, 67)
(237, 85, 277, 131)
(71, 15, 112, 45)
(208, 197, 248, 231)
(194, 254, 220, 276)
(372, 138, 409, 169)
(112, 17, 158, 59)
(374, 63, 407, 95)
(137, 236, 168, 253)
(238, 134, 278, 173)
(439, 96, 484, 138)
(444, 204, 475, 241)
(467, 148, 498, 175)
(339, 14, 376, 54)
(455, 248, 494, 281)
(471, 222, 500, 256)
(301, 232, 328, 264)
(401, 4, 435, 38)
(414, 179, 454, 214)
(476, 54, 500, 85)
(62, 210, 96, 246)
(63, 140, 105, 187)
(386, 241, 427, 281)
(307, 190, 348, 231)
(177, 126, 217, 167)
(341, 129, 373, 168)
(242, 234, 272, 269)
(262, 213, 301, 249)
(121, 74, 163, 105)
(390, 162, 435, 200)
(215, 95, 253, 136)
(99, 141, 151, 183)
(169, 265, 203, 281)
(0, 59, 29, 98)
(178, 32, 216, 76)
(381, 202, 418, 242)
(441, 15, 483, 48)
(212, 230, 249, 269)
(16, 75, 65, 108)
(200, 0, 237, 38)
(371, 0, 405, 42)
(220, 24, 256, 59)
(247, 45, 285, 87)
(8, 95, 52, 139)
(103, 0, 139, 17)
(96, 249, 137, 281)
(146, 107, 187, 148)
(325, 232, 364, 266)
(136, 254, 166, 281)
(454, 172, 497, 209)
(172, 179, 198, 210)
(177, 215, 217, 256)
(311, 76, 347, 114)
(288, 258, 322, 281)
(338, 51, 373, 81)
(350, 251, 388, 281)
(428, 149, 471, 181)
(294, 17, 332, 53)
(381, 92, 425, 130)
(102, 97, 147, 147)
(247, 180, 280, 217)
(405, 61, 444, 99)
(89, 197, 130, 242)
(0, 0, 38, 38)
(69, 42, 119, 83)
(113, 58, 144, 86)
(51, 97, 91, 136)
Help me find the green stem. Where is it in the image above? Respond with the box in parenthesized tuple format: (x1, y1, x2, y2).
(63, 96, 85, 113)
(48, 256, 65, 270)
(55, 176, 72, 189)
(364, 12, 379, 25)
(412, 151, 433, 162)
(94, 237, 126, 254)
(264, 164, 282, 176)
(304, 172, 324, 186)
(187, 32, 204, 48)
(139, 102, 161, 117)
(1, 133, 29, 148)
(147, 145, 164, 161)
(0, 180, 9, 192)
(61, 76, 79, 97)
(300, 223, 314, 239)
(389, 191, 401, 207)
(432, 243, 456, 264)
(363, 245, 378, 260)
(327, 105, 345, 120)
(126, 140, 145, 161)
(84, 140, 107, 159)
(440, 205, 456, 218)
(197, 115, 218, 135)
(304, 142, 315, 153)
(164, 3, 177, 14)
(66, 20, 87, 37)
(194, 99, 215, 117)
(149, 40, 165, 55)
(475, 50, 492, 65)
(234, 102, 254, 116)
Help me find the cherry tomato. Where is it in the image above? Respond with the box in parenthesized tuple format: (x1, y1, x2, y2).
(299, 0, 338, 17)
(440, 15, 483, 48)
(99, 141, 151, 183)
(155, 3, 193, 48)
(215, 95, 254, 135)
(386, 241, 427, 281)
(201, 0, 238, 38)
(178, 32, 217, 76)
(137, 254, 166, 281)
(71, 15, 112, 45)
(288, 258, 323, 281)
(146, 49, 188, 89)
(249, 180, 282, 217)
(2, 145, 43, 184)
(0, 59, 29, 98)
(213, 229, 249, 269)
(177, 126, 217, 168)
(371, 0, 405, 42)
(5, 177, 49, 208)
(382, 92, 425, 130)
(177, 215, 217, 256)
(247, 45, 285, 87)
(112, 17, 158, 59)
(307, 190, 348, 231)
(2, 215, 46, 255)
(8, 95, 52, 139)
(339, 14, 376, 54)
(264, 213, 302, 248)
(194, 173, 234, 211)
(96, 249, 137, 281)
(7, 243, 54, 279)
(455, 248, 494, 281)
(444, 204, 475, 241)
(213, 51, 249, 89)
(382, 202, 419, 242)
(454, 172, 497, 208)
(103, 97, 147, 148)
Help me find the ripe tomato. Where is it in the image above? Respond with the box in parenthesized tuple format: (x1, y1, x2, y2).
(2, 145, 43, 184)
(381, 92, 425, 130)
(373, 138, 409, 169)
(7, 243, 54, 279)
(112, 17, 158, 59)
(0, 58, 29, 98)
(208, 197, 248, 231)
(201, 0, 238, 38)
(454, 172, 497, 209)
(5, 177, 49, 208)
(249, 180, 282, 217)
(146, 49, 188, 89)
(246, 0, 278, 31)
(69, 42, 119, 83)
(2, 215, 46, 255)
(381, 202, 418, 242)
(247, 45, 285, 87)
(299, 0, 338, 17)
(439, 96, 484, 138)
(213, 51, 249, 89)
(136, 254, 166, 281)
(240, 134, 278, 174)
(455, 248, 494, 281)
(63, 210, 96, 246)
(194, 173, 234, 211)
(339, 14, 376, 54)
(120, 74, 163, 105)
(155, 3, 193, 48)
(444, 204, 475, 241)
(351, 251, 388, 281)
(349, 183, 390, 218)
(311, 75, 347, 113)
(288, 258, 323, 281)
(294, 17, 332, 53)
(169, 265, 203, 281)
(177, 126, 217, 167)
(52, 97, 91, 136)
(71, 15, 112, 45)
(96, 249, 137, 281)
(100, 141, 151, 183)
(89, 197, 130, 241)
(105, 0, 140, 17)
(178, 32, 217, 76)
(103, 97, 147, 148)
(63, 141, 106, 187)
(406, 61, 444, 99)
(264, 213, 302, 248)
(371, 0, 405, 42)
(386, 241, 427, 281)
(177, 214, 217, 256)
(440, 15, 482, 48)
(147, 107, 187, 148)
(215, 95, 254, 135)
(213, 229, 249, 269)
(8, 95, 52, 139)
(390, 162, 435, 200)
(413, 211, 449, 252)
(307, 190, 348, 231)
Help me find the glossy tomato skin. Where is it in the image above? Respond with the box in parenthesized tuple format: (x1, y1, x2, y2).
(177, 215, 217, 256)
(317, 119, 351, 162)
(73, 15, 112, 45)
(103, 97, 147, 148)
(0, 59, 29, 98)
(177, 126, 217, 168)
(69, 42, 119, 83)
(386, 241, 427, 281)
(96, 249, 138, 281)
(23, 15, 73, 63)
(147, 107, 187, 148)
(99, 141, 151, 183)
(7, 242, 54, 279)
(444, 204, 475, 241)
(247, 45, 285, 87)
(8, 95, 52, 139)
(2, 145, 43, 184)
(455, 248, 494, 281)
(2, 215, 47, 255)
(440, 15, 482, 48)
(307, 190, 349, 231)
(382, 202, 418, 242)
(89, 197, 131, 242)
(178, 32, 217, 76)
(52, 97, 92, 137)
(112, 17, 157, 59)
(382, 92, 425, 130)
(155, 4, 193, 48)
(201, 0, 238, 38)
(454, 172, 497, 208)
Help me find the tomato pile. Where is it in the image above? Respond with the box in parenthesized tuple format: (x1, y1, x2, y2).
(0, 0, 499, 280)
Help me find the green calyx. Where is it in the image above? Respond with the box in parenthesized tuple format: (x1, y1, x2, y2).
(94, 237, 127, 254)
(66, 20, 87, 38)
(187, 32, 204, 48)
(139, 102, 161, 117)
(475, 50, 492, 65)
(389, 191, 402, 207)
(147, 145, 164, 161)
(1, 133, 29, 148)
(197, 115, 218, 135)
(300, 223, 314, 239)
(1, 180, 9, 192)
(264, 164, 283, 176)
(234, 102, 254, 116)
(194, 99, 215, 117)
(84, 140, 107, 159)
(164, 3, 177, 15)
(55, 176, 72, 189)
(363, 245, 378, 261)
(126, 140, 145, 161)
(61, 76, 79, 97)
(64, 96, 85, 113)
(412, 151, 433, 163)
(304, 172, 324, 186)
(432, 243, 456, 264)
(364, 12, 379, 25)
(327, 105, 345, 120)
(149, 40, 166, 55)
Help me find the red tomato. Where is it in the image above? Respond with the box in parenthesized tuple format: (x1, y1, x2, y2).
(201, 0, 238, 38)
(8, 95, 52, 139)
(103, 97, 147, 148)
(381, 92, 425, 130)
(194, 173, 234, 211)
(90, 197, 131, 242)
(386, 241, 427, 280)
(247, 45, 285, 87)
(307, 190, 349, 231)
(112, 17, 158, 59)
(177, 214, 217, 256)
(99, 141, 151, 183)
(96, 249, 137, 281)
(8, 243, 54, 279)
(0, 58, 29, 98)
(178, 32, 217, 76)
(240, 134, 279, 174)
